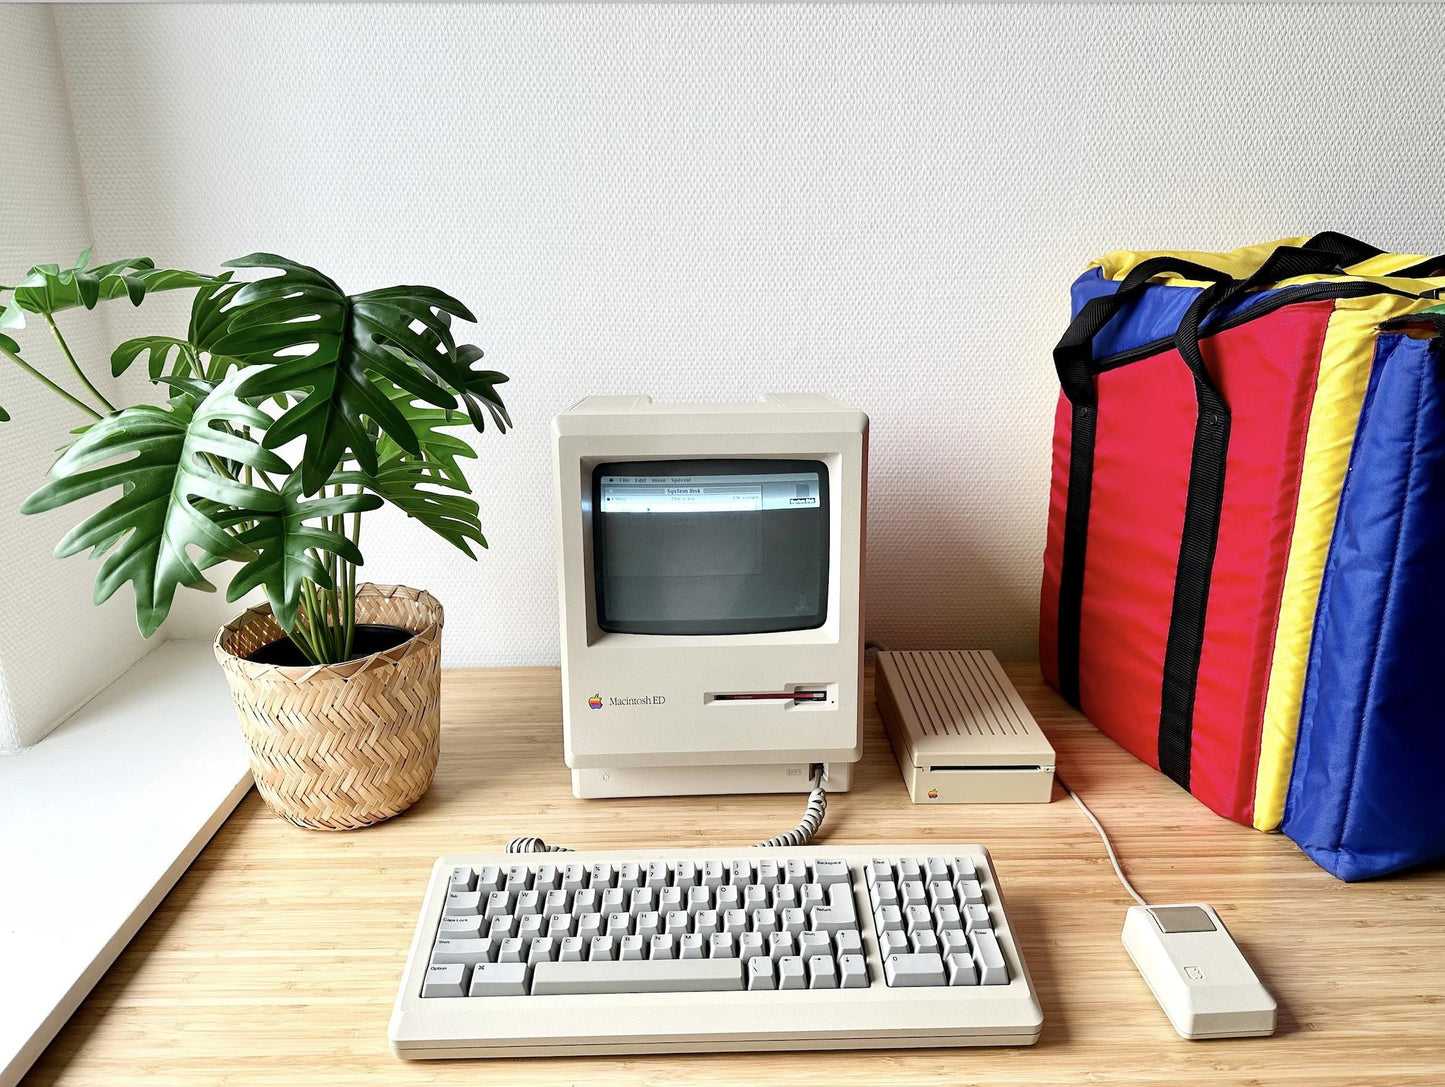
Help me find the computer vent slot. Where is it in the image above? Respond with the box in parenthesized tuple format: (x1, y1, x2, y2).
(888, 651, 1031, 738)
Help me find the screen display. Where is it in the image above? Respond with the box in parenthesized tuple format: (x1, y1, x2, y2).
(592, 459, 829, 634)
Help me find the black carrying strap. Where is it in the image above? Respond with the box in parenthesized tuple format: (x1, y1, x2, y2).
(1304, 230, 1445, 279)
(1154, 244, 1348, 788)
(1051, 257, 1234, 707)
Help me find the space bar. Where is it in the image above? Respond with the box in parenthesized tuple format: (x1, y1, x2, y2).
(531, 959, 744, 995)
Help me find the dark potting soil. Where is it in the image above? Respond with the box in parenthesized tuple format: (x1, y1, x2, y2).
(245, 624, 414, 666)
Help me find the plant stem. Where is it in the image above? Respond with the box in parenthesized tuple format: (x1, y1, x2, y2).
(0, 343, 102, 419)
(44, 314, 117, 413)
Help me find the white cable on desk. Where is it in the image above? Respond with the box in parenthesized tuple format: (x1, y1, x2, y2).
(1056, 772, 1149, 908)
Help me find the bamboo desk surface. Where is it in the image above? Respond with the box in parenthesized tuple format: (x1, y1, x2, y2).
(24, 663, 1445, 1087)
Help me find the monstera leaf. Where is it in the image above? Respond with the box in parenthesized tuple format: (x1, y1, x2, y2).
(227, 472, 381, 629)
(0, 249, 215, 329)
(210, 254, 475, 494)
(372, 381, 479, 489)
(334, 454, 486, 557)
(112, 274, 246, 382)
(21, 369, 287, 636)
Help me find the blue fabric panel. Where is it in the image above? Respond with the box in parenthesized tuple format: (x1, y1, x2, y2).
(1283, 332, 1445, 880)
(1069, 269, 1286, 363)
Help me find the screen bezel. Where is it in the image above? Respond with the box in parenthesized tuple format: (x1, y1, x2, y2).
(590, 457, 831, 636)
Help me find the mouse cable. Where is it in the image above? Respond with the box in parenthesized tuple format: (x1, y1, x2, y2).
(506, 767, 830, 854)
(1056, 771, 1148, 908)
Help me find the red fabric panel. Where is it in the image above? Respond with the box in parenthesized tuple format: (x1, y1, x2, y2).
(1038, 392, 1070, 689)
(1043, 300, 1333, 824)
(1076, 351, 1195, 772)
(1189, 301, 1330, 822)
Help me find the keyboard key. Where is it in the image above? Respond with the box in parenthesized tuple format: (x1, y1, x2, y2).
(970, 930, 1009, 985)
(798, 931, 831, 958)
(616, 862, 642, 891)
(900, 880, 927, 909)
(780, 907, 806, 937)
(809, 905, 855, 935)
(941, 929, 970, 959)
(755, 859, 781, 889)
(533, 864, 561, 891)
(924, 857, 950, 882)
(561, 864, 586, 893)
(694, 909, 720, 937)
(650, 934, 676, 960)
(947, 953, 978, 986)
(957, 879, 985, 906)
(600, 887, 627, 914)
(686, 886, 711, 915)
(808, 954, 838, 989)
(934, 904, 963, 933)
(431, 938, 494, 966)
(867, 859, 894, 883)
(590, 863, 615, 889)
(709, 932, 736, 958)
(812, 859, 849, 888)
(897, 858, 923, 882)
(531, 958, 743, 995)
(883, 952, 946, 987)
(952, 856, 978, 882)
(590, 935, 617, 962)
(702, 861, 725, 889)
(715, 885, 742, 912)
(799, 884, 826, 912)
(606, 912, 631, 937)
(476, 865, 503, 895)
(874, 904, 903, 933)
(635, 911, 661, 939)
(497, 937, 524, 963)
(840, 953, 868, 988)
(903, 905, 933, 934)
(505, 866, 532, 892)
(575, 914, 602, 941)
(751, 908, 779, 937)
(572, 888, 599, 915)
(777, 955, 806, 990)
(517, 914, 545, 941)
(964, 904, 991, 933)
(679, 933, 705, 959)
(468, 962, 528, 997)
(438, 916, 486, 939)
(783, 858, 808, 887)
(543, 889, 571, 917)
(835, 929, 862, 957)
(738, 932, 765, 964)
(619, 934, 645, 960)
(772, 883, 798, 910)
(445, 890, 482, 916)
(769, 931, 796, 961)
(880, 929, 909, 956)
(928, 881, 956, 909)
(483, 892, 511, 921)
(672, 860, 699, 889)
(730, 860, 753, 887)
(870, 881, 900, 909)
(558, 936, 585, 961)
(644, 861, 670, 891)
(743, 885, 769, 911)
(746, 956, 775, 991)
(722, 908, 747, 937)
(665, 910, 689, 936)
(911, 930, 940, 954)
(447, 866, 476, 893)
(528, 936, 557, 965)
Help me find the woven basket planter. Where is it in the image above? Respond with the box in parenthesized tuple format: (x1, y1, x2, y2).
(214, 583, 444, 831)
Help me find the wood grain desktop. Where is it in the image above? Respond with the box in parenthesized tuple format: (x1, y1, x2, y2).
(22, 664, 1445, 1087)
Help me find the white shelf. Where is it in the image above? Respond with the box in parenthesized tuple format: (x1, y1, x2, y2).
(0, 639, 254, 1087)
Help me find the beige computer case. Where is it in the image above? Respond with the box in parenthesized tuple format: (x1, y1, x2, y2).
(553, 395, 867, 799)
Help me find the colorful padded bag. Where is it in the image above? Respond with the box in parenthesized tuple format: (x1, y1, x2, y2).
(1039, 233, 1445, 880)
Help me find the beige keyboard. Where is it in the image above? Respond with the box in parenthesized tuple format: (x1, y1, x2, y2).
(389, 844, 1042, 1057)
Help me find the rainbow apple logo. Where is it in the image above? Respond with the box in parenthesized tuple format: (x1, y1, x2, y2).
(927, 788, 939, 799)
(588, 694, 603, 710)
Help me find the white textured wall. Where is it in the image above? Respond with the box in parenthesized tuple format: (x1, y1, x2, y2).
(0, 7, 149, 750)
(1, 3, 1440, 714)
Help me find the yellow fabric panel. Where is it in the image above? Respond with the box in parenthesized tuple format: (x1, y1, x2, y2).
(1251, 291, 1439, 830)
(1092, 237, 1308, 282)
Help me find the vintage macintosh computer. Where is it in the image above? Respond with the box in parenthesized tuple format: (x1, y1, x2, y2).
(388, 393, 1274, 1060)
(552, 393, 867, 800)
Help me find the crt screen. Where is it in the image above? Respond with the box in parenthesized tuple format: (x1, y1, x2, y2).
(592, 459, 829, 635)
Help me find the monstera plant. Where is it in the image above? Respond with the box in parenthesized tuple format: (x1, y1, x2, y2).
(2, 250, 508, 665)
(2, 249, 511, 828)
